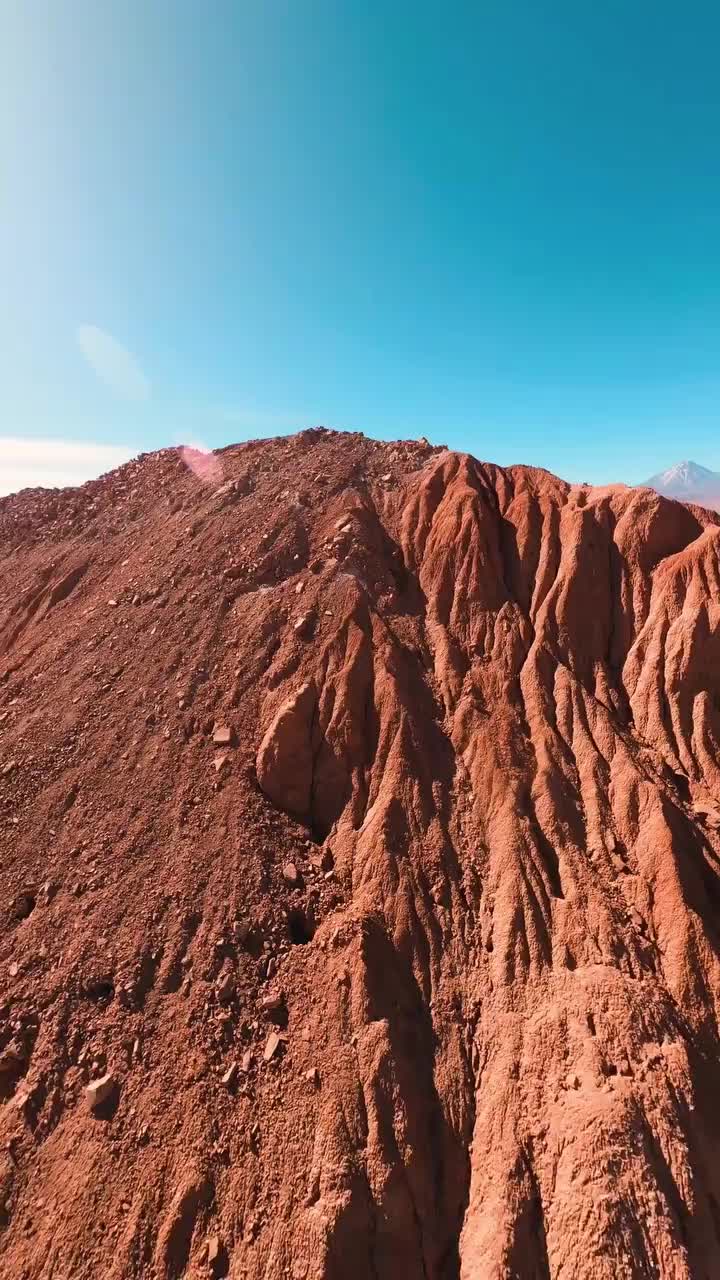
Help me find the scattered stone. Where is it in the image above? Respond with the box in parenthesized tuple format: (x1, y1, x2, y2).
(305, 1066, 320, 1087)
(2, 761, 17, 777)
(86, 1072, 117, 1111)
(380, 473, 392, 482)
(214, 752, 230, 773)
(107, 599, 119, 607)
(293, 614, 313, 638)
(260, 992, 285, 1014)
(263, 1032, 282, 1062)
(222, 1062, 238, 1089)
(240, 1050, 253, 1073)
(212, 724, 235, 747)
(217, 973, 235, 1004)
(282, 863, 301, 888)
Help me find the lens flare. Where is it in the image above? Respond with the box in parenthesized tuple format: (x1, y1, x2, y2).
(180, 444, 223, 486)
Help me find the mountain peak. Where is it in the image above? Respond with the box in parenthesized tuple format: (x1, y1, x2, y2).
(645, 459, 720, 507)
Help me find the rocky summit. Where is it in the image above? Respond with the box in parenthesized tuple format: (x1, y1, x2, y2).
(3, 427, 720, 1278)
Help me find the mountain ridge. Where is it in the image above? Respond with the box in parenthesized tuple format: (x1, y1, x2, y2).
(2, 428, 720, 1277)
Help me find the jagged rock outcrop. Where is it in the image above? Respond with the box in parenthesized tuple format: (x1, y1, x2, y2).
(256, 681, 317, 818)
(2, 428, 720, 1278)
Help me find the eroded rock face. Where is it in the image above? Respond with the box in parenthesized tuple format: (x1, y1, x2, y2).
(3, 429, 720, 1278)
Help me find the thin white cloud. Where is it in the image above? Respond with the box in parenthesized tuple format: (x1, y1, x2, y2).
(77, 325, 150, 401)
(0, 436, 135, 496)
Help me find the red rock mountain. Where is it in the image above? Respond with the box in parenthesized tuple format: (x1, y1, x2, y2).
(2, 428, 720, 1279)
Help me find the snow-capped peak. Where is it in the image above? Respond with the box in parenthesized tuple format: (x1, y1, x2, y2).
(653, 461, 714, 488)
(645, 460, 720, 507)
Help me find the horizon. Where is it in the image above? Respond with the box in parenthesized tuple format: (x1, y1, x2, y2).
(3, 3, 720, 492)
(0, 424, 714, 499)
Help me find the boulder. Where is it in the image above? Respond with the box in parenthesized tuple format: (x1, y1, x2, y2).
(256, 683, 316, 818)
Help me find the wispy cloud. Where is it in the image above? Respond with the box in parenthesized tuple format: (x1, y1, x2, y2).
(77, 325, 150, 401)
(0, 437, 135, 496)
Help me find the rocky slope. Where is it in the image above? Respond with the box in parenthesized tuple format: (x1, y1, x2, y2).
(2, 428, 720, 1279)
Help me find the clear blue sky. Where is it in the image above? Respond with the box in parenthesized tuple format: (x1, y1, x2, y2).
(2, 0, 720, 489)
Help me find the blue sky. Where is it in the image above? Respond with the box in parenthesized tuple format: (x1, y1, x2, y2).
(2, 1, 720, 492)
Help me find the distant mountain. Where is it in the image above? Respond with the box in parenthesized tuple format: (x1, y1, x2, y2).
(645, 460, 720, 510)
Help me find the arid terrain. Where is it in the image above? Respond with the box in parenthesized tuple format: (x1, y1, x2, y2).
(2, 428, 720, 1279)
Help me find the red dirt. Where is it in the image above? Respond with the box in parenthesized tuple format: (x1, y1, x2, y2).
(2, 427, 720, 1278)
